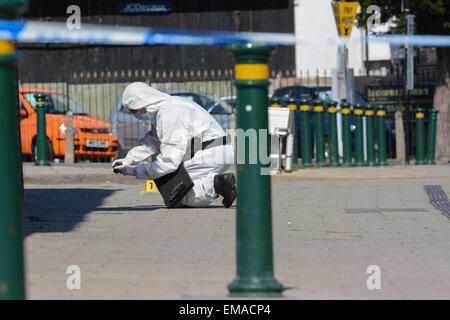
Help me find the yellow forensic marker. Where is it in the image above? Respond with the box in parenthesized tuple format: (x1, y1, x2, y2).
(141, 180, 158, 194)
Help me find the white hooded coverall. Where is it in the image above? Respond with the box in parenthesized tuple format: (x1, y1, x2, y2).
(122, 82, 234, 207)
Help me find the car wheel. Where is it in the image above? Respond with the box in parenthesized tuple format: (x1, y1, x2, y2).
(324, 136, 331, 160)
(31, 139, 54, 162)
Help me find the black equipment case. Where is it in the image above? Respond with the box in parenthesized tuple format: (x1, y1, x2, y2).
(154, 163, 194, 208)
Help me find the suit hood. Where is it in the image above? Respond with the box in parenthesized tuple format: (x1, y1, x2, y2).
(122, 82, 172, 124)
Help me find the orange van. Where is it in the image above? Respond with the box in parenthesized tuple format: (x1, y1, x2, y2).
(19, 87, 118, 162)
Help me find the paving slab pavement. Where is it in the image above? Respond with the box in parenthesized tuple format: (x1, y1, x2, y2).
(22, 163, 450, 299)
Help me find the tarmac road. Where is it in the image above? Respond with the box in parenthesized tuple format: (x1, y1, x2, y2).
(22, 163, 450, 299)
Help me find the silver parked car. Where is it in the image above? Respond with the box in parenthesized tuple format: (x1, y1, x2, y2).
(108, 90, 234, 158)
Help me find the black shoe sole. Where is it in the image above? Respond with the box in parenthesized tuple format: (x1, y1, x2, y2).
(222, 173, 236, 208)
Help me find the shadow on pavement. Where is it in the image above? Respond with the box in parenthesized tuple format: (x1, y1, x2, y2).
(95, 205, 167, 212)
(95, 204, 229, 212)
(24, 188, 118, 236)
(24, 189, 232, 236)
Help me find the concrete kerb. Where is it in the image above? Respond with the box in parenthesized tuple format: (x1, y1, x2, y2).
(23, 162, 139, 185)
(23, 162, 450, 185)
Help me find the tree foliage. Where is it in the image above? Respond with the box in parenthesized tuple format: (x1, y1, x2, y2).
(354, 0, 449, 35)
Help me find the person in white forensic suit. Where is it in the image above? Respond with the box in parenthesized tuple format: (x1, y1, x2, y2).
(112, 82, 236, 208)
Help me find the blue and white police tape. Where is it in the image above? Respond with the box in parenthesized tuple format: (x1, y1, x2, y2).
(0, 20, 449, 47)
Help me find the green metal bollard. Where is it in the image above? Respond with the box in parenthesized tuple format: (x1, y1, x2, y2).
(0, 0, 27, 300)
(285, 97, 298, 166)
(415, 107, 426, 165)
(353, 103, 365, 166)
(299, 98, 312, 168)
(269, 96, 281, 108)
(376, 105, 388, 166)
(227, 43, 283, 297)
(426, 109, 439, 165)
(340, 101, 353, 166)
(34, 93, 50, 166)
(312, 99, 328, 167)
(365, 104, 377, 166)
(327, 100, 340, 166)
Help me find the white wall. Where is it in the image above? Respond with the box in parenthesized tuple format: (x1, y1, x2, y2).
(293, 0, 390, 76)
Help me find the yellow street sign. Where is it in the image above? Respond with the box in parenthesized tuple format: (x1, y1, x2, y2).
(331, 1, 360, 38)
(141, 180, 158, 194)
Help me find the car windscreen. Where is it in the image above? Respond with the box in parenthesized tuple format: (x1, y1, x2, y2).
(311, 88, 368, 105)
(316, 89, 332, 101)
(273, 86, 316, 100)
(173, 93, 232, 114)
(23, 92, 87, 115)
(199, 95, 232, 114)
(273, 87, 291, 97)
(173, 94, 203, 106)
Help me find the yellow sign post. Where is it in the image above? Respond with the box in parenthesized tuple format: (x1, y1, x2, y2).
(331, 1, 360, 38)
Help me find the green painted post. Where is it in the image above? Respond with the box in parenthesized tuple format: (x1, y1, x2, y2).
(0, 0, 27, 300)
(299, 98, 312, 167)
(415, 107, 426, 165)
(312, 99, 328, 167)
(269, 96, 282, 108)
(227, 43, 283, 297)
(376, 105, 388, 166)
(34, 94, 50, 166)
(327, 100, 340, 166)
(340, 101, 353, 166)
(365, 104, 377, 166)
(285, 97, 298, 166)
(353, 103, 365, 166)
(426, 109, 439, 165)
